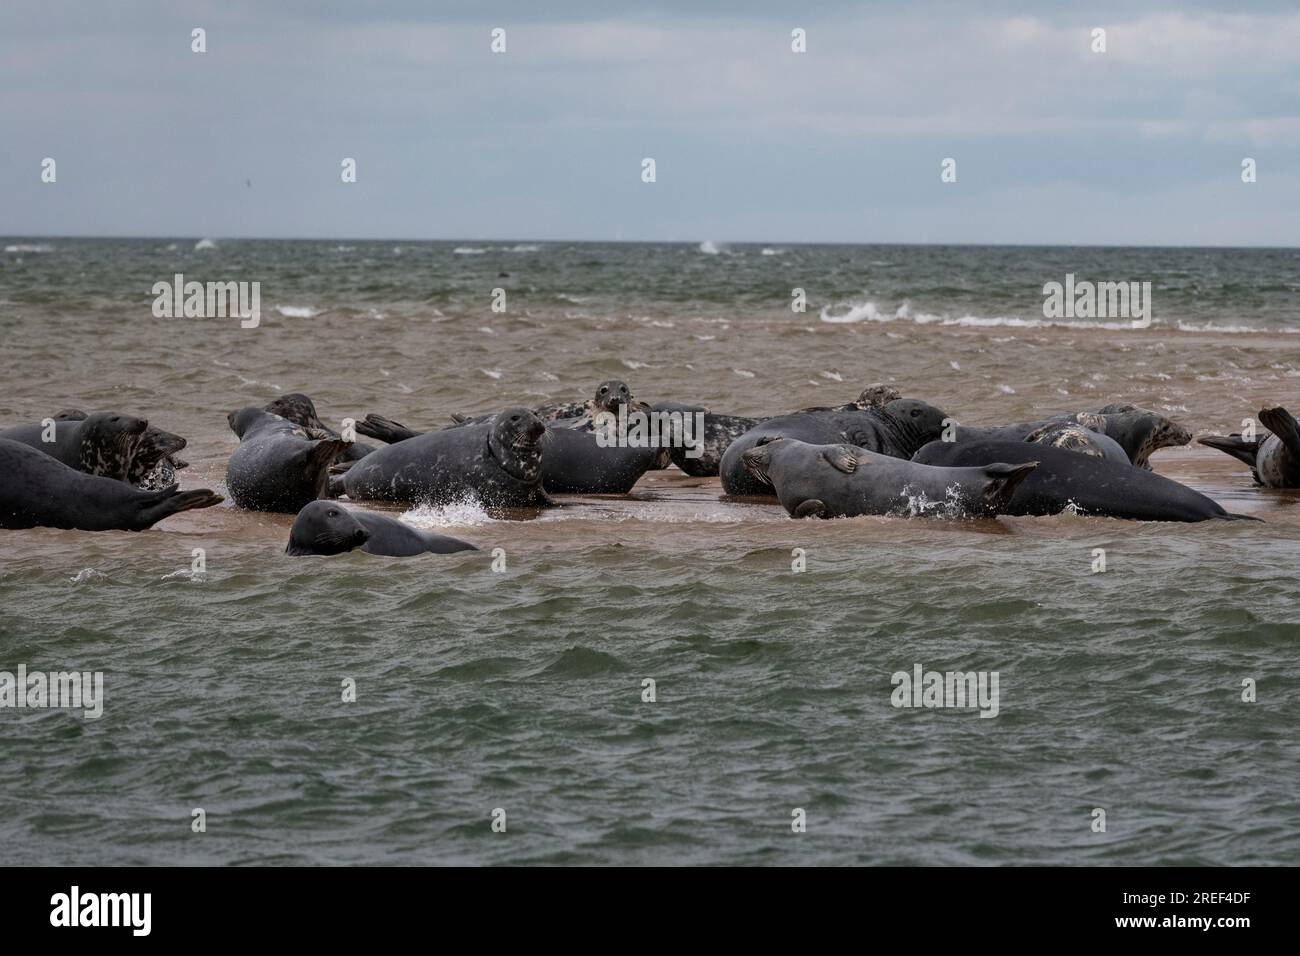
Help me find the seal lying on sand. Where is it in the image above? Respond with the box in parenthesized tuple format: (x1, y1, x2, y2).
(649, 384, 901, 479)
(1021, 422, 1128, 463)
(720, 399, 950, 496)
(0, 438, 222, 531)
(264, 393, 376, 462)
(286, 500, 477, 556)
(913, 439, 1255, 522)
(356, 401, 657, 495)
(1200, 406, 1300, 487)
(952, 406, 1190, 469)
(447, 379, 651, 429)
(225, 408, 350, 513)
(331, 407, 551, 507)
(50, 408, 189, 489)
(741, 437, 1037, 519)
(0, 411, 148, 482)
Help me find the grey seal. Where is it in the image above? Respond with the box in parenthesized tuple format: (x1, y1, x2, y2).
(286, 500, 478, 556)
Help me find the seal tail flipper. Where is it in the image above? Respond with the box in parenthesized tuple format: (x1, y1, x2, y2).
(133, 486, 224, 530)
(979, 461, 1038, 514)
(793, 499, 828, 519)
(356, 414, 419, 444)
(1258, 407, 1300, 458)
(1197, 435, 1259, 468)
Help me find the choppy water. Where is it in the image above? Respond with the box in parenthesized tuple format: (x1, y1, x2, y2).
(1, 238, 1298, 865)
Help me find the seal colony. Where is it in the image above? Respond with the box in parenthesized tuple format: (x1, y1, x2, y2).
(0, 380, 1275, 554)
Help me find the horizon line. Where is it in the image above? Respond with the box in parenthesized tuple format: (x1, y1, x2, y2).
(4, 234, 1299, 251)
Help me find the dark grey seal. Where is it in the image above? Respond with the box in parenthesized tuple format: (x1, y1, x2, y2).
(720, 399, 950, 496)
(0, 438, 222, 531)
(264, 392, 376, 462)
(286, 500, 478, 556)
(913, 439, 1255, 522)
(0, 411, 148, 482)
(51, 408, 189, 489)
(1199, 405, 1300, 487)
(331, 406, 550, 507)
(742, 437, 1037, 519)
(225, 408, 350, 513)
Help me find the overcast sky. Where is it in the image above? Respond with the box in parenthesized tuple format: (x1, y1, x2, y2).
(2, 1, 1296, 245)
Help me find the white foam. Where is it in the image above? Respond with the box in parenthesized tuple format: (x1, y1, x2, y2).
(505, 244, 541, 252)
(4, 243, 52, 253)
(454, 246, 489, 255)
(401, 499, 495, 528)
(479, 368, 503, 379)
(275, 305, 319, 318)
(193, 238, 217, 250)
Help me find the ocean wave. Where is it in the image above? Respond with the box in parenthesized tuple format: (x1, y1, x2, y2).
(505, 244, 541, 252)
(4, 243, 53, 253)
(819, 299, 1297, 333)
(193, 238, 217, 251)
(454, 246, 489, 255)
(698, 240, 730, 255)
(760, 247, 785, 256)
(274, 305, 319, 318)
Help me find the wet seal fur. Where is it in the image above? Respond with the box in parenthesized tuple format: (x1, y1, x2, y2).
(742, 437, 1036, 519)
(720, 399, 949, 496)
(50, 408, 189, 489)
(357, 392, 656, 495)
(1200, 405, 1300, 488)
(264, 392, 375, 462)
(225, 408, 350, 513)
(332, 406, 551, 507)
(286, 500, 478, 556)
(952, 405, 1190, 469)
(0, 438, 222, 531)
(0, 411, 149, 482)
(913, 439, 1256, 522)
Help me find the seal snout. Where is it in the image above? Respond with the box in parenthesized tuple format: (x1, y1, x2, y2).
(352, 527, 370, 546)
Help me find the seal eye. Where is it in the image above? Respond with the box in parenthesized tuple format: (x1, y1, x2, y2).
(599, 387, 608, 394)
(510, 414, 520, 422)
(911, 409, 920, 417)
(328, 510, 339, 517)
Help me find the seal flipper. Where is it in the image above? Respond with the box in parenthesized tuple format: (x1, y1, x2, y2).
(356, 414, 420, 444)
(1197, 434, 1259, 469)
(1258, 407, 1300, 458)
(820, 446, 859, 474)
(979, 461, 1038, 514)
(301, 438, 351, 500)
(793, 499, 828, 519)
(132, 485, 224, 530)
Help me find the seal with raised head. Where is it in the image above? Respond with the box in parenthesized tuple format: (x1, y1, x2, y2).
(913, 439, 1254, 522)
(225, 408, 350, 513)
(265, 392, 376, 462)
(0, 411, 149, 482)
(446, 379, 650, 429)
(51, 408, 189, 489)
(720, 399, 950, 497)
(331, 406, 550, 507)
(1200, 405, 1300, 487)
(286, 500, 478, 556)
(0, 438, 223, 531)
(951, 406, 1191, 469)
(742, 437, 1037, 519)
(354, 403, 655, 496)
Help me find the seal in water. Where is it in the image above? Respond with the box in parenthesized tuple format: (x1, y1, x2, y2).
(0, 411, 148, 482)
(264, 392, 376, 462)
(0, 438, 222, 531)
(286, 500, 478, 556)
(331, 407, 550, 507)
(741, 437, 1037, 519)
(1199, 405, 1300, 488)
(720, 399, 950, 496)
(913, 439, 1255, 521)
(51, 408, 189, 489)
(225, 408, 350, 513)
